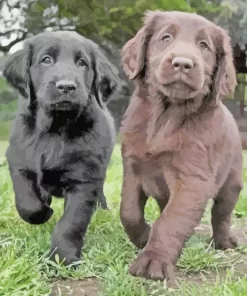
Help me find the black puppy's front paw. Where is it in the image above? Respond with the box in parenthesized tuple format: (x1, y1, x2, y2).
(47, 248, 81, 268)
(17, 200, 53, 225)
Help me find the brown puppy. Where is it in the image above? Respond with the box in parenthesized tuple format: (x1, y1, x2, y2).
(120, 10, 243, 282)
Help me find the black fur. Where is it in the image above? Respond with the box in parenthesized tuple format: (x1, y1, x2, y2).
(3, 31, 119, 266)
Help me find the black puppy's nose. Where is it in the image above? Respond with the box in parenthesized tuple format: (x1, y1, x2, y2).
(56, 80, 77, 94)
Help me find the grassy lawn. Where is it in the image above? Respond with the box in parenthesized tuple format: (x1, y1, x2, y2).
(0, 144, 247, 296)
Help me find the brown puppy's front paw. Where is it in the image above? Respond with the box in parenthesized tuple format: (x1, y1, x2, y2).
(214, 235, 238, 250)
(129, 250, 175, 283)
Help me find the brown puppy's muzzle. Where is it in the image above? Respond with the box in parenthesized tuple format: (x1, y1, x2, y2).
(154, 45, 205, 100)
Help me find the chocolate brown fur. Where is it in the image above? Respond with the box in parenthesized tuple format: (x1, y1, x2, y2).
(120, 10, 242, 283)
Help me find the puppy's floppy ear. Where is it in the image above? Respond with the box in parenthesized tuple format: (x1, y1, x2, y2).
(213, 28, 237, 104)
(92, 47, 120, 108)
(121, 10, 158, 80)
(121, 27, 148, 80)
(3, 46, 31, 98)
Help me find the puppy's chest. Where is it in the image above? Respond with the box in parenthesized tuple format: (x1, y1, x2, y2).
(129, 154, 171, 197)
(34, 136, 92, 174)
(36, 137, 69, 169)
(122, 117, 189, 157)
(36, 137, 85, 196)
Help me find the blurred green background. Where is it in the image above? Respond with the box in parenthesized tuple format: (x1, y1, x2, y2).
(1, 0, 247, 147)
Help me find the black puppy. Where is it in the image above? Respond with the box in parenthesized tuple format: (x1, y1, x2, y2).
(3, 31, 119, 265)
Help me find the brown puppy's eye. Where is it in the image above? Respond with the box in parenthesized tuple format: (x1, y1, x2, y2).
(78, 58, 87, 67)
(161, 34, 172, 42)
(199, 41, 209, 50)
(41, 56, 52, 65)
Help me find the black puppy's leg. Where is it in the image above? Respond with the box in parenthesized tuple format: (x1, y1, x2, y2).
(9, 167, 53, 224)
(97, 187, 108, 210)
(49, 182, 100, 266)
(64, 197, 68, 211)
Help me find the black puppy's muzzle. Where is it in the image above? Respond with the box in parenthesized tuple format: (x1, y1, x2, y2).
(50, 80, 80, 111)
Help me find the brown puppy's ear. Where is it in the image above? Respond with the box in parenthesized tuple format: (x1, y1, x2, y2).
(121, 10, 159, 80)
(121, 27, 148, 80)
(3, 46, 31, 98)
(213, 28, 237, 104)
(92, 47, 120, 108)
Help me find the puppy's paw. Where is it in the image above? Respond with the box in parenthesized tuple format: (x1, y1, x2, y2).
(17, 201, 53, 225)
(213, 234, 238, 250)
(129, 250, 175, 283)
(47, 249, 81, 268)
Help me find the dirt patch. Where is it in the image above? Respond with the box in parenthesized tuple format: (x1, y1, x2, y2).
(50, 278, 100, 296)
(175, 269, 224, 287)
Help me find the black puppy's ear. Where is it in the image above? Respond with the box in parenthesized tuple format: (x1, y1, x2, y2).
(92, 47, 120, 108)
(3, 47, 30, 98)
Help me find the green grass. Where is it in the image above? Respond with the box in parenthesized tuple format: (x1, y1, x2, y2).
(0, 144, 247, 295)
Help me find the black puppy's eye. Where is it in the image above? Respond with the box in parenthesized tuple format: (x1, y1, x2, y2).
(199, 41, 209, 50)
(41, 56, 52, 65)
(161, 34, 172, 42)
(78, 58, 87, 67)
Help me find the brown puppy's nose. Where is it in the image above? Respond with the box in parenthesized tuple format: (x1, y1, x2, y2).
(172, 57, 194, 73)
(56, 80, 77, 95)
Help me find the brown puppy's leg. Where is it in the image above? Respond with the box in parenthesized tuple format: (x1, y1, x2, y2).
(120, 160, 150, 249)
(154, 196, 170, 216)
(211, 169, 242, 250)
(129, 178, 209, 282)
(154, 176, 170, 213)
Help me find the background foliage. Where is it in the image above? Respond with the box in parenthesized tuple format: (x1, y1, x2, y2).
(0, 0, 237, 53)
(0, 0, 247, 136)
